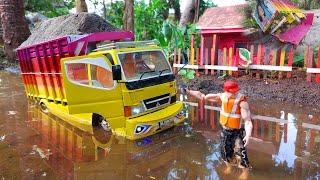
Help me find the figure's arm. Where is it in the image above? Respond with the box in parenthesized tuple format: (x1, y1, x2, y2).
(240, 101, 253, 147)
(187, 89, 205, 100)
(205, 93, 221, 103)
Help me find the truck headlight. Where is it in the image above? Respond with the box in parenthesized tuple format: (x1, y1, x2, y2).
(124, 103, 145, 117)
(132, 105, 144, 116)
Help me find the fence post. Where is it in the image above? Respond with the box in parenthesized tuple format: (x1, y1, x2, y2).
(264, 46, 270, 79)
(256, 44, 262, 79)
(173, 49, 177, 74)
(177, 48, 181, 65)
(205, 48, 209, 75)
(223, 48, 227, 76)
(304, 46, 309, 68)
(228, 47, 233, 76)
(211, 34, 217, 75)
(316, 47, 320, 83)
(190, 34, 195, 65)
(279, 47, 285, 79)
(196, 48, 200, 77)
(250, 45, 254, 76)
(234, 48, 239, 78)
(307, 47, 313, 82)
(217, 49, 221, 77)
(287, 47, 294, 78)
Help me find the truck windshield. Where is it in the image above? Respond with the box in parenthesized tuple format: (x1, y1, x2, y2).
(118, 50, 172, 81)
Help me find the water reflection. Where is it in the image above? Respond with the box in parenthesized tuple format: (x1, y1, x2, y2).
(0, 72, 319, 179)
(185, 95, 320, 179)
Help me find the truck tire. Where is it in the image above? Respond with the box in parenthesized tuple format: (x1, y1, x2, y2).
(92, 113, 111, 131)
(39, 102, 49, 113)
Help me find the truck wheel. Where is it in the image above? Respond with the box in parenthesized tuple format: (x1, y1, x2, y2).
(92, 113, 111, 131)
(39, 102, 49, 113)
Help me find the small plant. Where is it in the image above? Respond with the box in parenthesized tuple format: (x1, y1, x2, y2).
(178, 69, 195, 84)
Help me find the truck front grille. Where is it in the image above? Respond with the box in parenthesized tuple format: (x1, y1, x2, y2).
(143, 94, 170, 110)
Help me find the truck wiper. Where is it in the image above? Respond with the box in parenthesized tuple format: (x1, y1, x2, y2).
(139, 70, 155, 80)
(158, 69, 170, 77)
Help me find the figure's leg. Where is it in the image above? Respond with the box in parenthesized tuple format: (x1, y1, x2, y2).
(233, 130, 250, 179)
(220, 130, 234, 174)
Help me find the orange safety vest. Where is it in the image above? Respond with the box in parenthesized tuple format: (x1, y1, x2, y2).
(219, 93, 246, 129)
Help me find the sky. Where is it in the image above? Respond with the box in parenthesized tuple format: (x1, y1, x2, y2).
(80, 0, 247, 15)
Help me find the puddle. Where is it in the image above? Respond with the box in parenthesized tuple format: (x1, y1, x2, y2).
(0, 72, 319, 179)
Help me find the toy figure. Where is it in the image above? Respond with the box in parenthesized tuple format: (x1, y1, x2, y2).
(181, 81, 253, 179)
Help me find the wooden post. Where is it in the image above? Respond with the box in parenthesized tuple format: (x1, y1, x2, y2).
(228, 47, 233, 76)
(190, 33, 195, 65)
(287, 47, 294, 78)
(205, 48, 209, 75)
(200, 34, 204, 66)
(210, 102, 215, 129)
(234, 48, 239, 77)
(279, 47, 285, 79)
(307, 47, 313, 82)
(304, 46, 309, 68)
(223, 48, 227, 76)
(211, 34, 217, 75)
(264, 46, 269, 79)
(173, 49, 177, 74)
(177, 48, 181, 64)
(196, 48, 200, 77)
(250, 45, 254, 77)
(217, 50, 221, 77)
(256, 44, 262, 79)
(316, 47, 320, 83)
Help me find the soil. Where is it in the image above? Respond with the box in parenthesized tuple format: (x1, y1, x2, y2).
(177, 70, 320, 107)
(20, 12, 118, 48)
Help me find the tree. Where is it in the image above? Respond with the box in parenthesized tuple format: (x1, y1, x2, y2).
(123, 0, 134, 32)
(76, 0, 88, 13)
(180, 0, 216, 26)
(0, 0, 30, 60)
(25, 0, 75, 18)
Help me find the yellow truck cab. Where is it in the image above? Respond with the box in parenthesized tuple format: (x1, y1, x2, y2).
(16, 32, 184, 140)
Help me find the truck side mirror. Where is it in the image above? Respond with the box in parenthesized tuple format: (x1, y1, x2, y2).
(112, 65, 122, 81)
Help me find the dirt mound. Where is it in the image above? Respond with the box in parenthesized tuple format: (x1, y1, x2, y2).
(20, 13, 118, 48)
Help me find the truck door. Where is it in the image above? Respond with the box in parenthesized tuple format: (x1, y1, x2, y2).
(61, 55, 123, 118)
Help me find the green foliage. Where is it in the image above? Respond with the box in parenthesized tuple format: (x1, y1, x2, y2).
(105, 1, 124, 29)
(199, 0, 216, 16)
(25, 0, 74, 18)
(134, 0, 168, 40)
(178, 69, 195, 83)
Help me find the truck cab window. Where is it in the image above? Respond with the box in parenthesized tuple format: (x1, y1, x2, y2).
(65, 58, 114, 89)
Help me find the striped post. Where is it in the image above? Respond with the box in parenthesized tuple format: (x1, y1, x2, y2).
(279, 47, 286, 79)
(307, 47, 313, 82)
(173, 49, 177, 74)
(287, 47, 294, 78)
(316, 47, 320, 83)
(256, 44, 262, 79)
(228, 47, 233, 76)
(205, 48, 209, 75)
(223, 48, 227, 76)
(234, 48, 239, 77)
(200, 34, 204, 67)
(211, 34, 217, 75)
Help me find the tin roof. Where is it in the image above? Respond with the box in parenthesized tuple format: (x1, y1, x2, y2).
(197, 4, 248, 30)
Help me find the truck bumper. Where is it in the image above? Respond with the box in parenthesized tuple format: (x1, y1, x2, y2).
(125, 101, 184, 140)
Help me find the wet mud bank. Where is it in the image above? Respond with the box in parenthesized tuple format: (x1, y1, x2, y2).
(176, 72, 320, 108)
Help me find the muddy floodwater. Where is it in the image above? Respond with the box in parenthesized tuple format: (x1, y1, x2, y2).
(0, 72, 319, 179)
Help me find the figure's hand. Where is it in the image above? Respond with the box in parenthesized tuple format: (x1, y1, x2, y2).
(243, 135, 250, 147)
